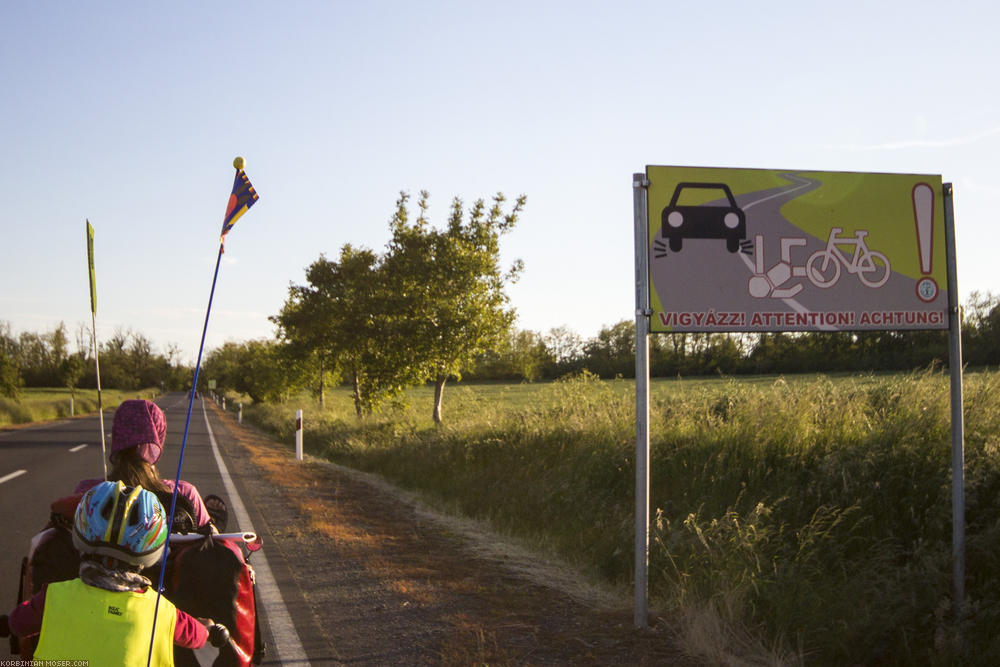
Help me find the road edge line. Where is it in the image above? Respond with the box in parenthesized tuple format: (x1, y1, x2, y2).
(201, 400, 311, 665)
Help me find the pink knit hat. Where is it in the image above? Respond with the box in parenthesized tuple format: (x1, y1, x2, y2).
(110, 399, 166, 464)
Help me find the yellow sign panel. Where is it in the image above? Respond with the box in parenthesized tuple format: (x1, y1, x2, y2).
(646, 166, 947, 333)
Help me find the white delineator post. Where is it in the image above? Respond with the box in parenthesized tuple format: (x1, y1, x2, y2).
(238, 403, 243, 424)
(295, 409, 303, 461)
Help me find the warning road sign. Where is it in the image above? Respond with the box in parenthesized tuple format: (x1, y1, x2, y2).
(646, 166, 947, 333)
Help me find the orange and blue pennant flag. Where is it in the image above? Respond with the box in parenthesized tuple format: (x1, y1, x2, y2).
(220, 159, 259, 243)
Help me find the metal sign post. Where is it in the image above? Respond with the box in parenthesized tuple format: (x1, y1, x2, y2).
(943, 183, 965, 617)
(633, 172, 651, 628)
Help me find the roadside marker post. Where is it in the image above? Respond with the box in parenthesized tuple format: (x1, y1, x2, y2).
(238, 402, 243, 424)
(295, 410, 303, 461)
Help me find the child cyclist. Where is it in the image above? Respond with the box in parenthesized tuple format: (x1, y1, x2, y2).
(76, 398, 228, 532)
(0, 480, 230, 664)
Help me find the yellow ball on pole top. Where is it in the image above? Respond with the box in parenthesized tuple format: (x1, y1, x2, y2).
(233, 156, 246, 170)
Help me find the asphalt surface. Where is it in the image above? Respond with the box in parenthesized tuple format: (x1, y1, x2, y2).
(0, 392, 315, 665)
(0, 409, 110, 608)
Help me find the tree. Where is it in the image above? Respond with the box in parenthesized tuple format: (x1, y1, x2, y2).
(699, 334, 743, 374)
(48, 322, 69, 366)
(276, 247, 421, 417)
(544, 326, 584, 377)
(582, 320, 634, 378)
(202, 342, 243, 393)
(271, 273, 340, 408)
(59, 353, 86, 396)
(202, 339, 297, 403)
(964, 291, 1000, 366)
(14, 331, 50, 385)
(467, 329, 550, 381)
(0, 322, 20, 398)
(99, 327, 133, 389)
(234, 340, 297, 403)
(0, 349, 21, 398)
(126, 332, 155, 387)
(384, 191, 525, 423)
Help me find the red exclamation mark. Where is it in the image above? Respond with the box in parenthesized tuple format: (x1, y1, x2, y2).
(912, 183, 938, 302)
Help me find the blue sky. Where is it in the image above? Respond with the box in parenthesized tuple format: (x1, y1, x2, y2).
(2, 1, 997, 364)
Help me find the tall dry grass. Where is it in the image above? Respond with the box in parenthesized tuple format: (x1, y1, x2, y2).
(241, 369, 1000, 665)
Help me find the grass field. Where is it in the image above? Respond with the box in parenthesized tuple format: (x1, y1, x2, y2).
(0, 388, 159, 427)
(229, 370, 1000, 663)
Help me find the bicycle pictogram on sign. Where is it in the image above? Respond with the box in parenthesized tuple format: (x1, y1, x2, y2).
(806, 227, 891, 289)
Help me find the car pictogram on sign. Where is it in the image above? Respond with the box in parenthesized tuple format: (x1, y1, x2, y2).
(661, 182, 747, 253)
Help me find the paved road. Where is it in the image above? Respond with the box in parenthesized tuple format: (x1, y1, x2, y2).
(0, 393, 314, 665)
(0, 410, 109, 607)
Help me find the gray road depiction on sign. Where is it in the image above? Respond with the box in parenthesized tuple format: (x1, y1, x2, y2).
(650, 173, 930, 330)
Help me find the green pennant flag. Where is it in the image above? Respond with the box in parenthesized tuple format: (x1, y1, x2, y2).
(86, 220, 97, 314)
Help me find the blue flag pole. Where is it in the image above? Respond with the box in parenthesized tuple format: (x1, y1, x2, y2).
(147, 243, 224, 666)
(145, 157, 256, 666)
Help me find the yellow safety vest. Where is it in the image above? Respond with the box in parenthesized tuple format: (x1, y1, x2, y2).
(34, 578, 177, 666)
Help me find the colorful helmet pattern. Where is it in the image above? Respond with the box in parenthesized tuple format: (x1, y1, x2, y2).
(73, 480, 168, 568)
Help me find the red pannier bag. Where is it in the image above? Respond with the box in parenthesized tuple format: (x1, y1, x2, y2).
(166, 538, 260, 666)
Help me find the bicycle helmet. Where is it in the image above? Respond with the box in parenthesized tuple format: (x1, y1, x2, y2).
(73, 480, 168, 569)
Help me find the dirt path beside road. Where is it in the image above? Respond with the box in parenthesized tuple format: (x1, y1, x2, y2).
(207, 404, 691, 665)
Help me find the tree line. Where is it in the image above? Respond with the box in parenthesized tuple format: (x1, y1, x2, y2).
(466, 291, 999, 381)
(202, 291, 998, 425)
(3, 180, 997, 423)
(0, 321, 191, 398)
(4, 291, 998, 412)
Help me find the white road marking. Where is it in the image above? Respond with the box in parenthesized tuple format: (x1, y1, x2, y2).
(70, 444, 88, 452)
(0, 470, 27, 484)
(201, 401, 311, 665)
(737, 174, 838, 330)
(741, 174, 814, 210)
